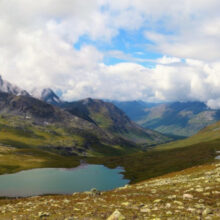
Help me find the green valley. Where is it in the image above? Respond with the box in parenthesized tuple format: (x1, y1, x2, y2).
(88, 120, 220, 183)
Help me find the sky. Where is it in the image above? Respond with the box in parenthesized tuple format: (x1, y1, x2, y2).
(1, 0, 220, 108)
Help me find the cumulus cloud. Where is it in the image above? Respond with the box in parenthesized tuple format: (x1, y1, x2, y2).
(62, 59, 220, 107)
(207, 99, 220, 109)
(156, 56, 181, 65)
(0, 0, 220, 108)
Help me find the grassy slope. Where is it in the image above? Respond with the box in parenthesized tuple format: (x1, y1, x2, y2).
(88, 120, 220, 183)
(0, 114, 142, 158)
(155, 120, 220, 150)
(63, 99, 170, 146)
(88, 142, 217, 184)
(0, 114, 141, 175)
(0, 115, 85, 149)
(89, 107, 170, 146)
(0, 113, 219, 184)
(0, 145, 80, 175)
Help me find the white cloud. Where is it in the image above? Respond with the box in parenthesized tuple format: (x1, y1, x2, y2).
(156, 56, 181, 65)
(61, 59, 220, 107)
(207, 99, 220, 109)
(0, 0, 220, 108)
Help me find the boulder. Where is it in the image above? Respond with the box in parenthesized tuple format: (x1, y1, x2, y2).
(183, 194, 193, 200)
(90, 188, 101, 196)
(107, 209, 125, 220)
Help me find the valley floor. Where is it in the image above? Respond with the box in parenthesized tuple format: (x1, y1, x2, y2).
(0, 161, 219, 219)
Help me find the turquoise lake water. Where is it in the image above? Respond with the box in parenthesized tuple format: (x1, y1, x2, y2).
(0, 164, 129, 197)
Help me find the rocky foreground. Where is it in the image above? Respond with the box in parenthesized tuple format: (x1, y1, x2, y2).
(0, 162, 219, 220)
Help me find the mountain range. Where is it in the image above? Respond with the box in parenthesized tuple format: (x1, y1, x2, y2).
(60, 98, 168, 146)
(3, 73, 219, 139)
(2, 73, 219, 151)
(112, 100, 220, 137)
(0, 76, 169, 156)
(0, 77, 61, 105)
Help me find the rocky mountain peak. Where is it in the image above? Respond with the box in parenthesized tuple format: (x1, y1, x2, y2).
(31, 88, 61, 105)
(0, 75, 29, 96)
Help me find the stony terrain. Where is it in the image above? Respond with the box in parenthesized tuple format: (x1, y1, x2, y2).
(0, 162, 219, 219)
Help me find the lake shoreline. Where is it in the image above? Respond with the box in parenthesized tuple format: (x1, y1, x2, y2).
(0, 162, 219, 219)
(0, 164, 129, 198)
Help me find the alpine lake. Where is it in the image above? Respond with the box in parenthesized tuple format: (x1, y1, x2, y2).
(0, 164, 129, 197)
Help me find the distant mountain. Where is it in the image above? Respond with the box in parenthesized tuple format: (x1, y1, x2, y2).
(0, 77, 170, 154)
(111, 100, 159, 121)
(115, 100, 220, 137)
(0, 91, 142, 156)
(60, 98, 170, 146)
(31, 88, 61, 105)
(0, 92, 105, 133)
(155, 115, 220, 152)
(0, 75, 29, 96)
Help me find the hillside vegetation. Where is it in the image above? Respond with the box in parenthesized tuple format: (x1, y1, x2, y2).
(0, 106, 220, 182)
(156, 120, 220, 151)
(88, 120, 220, 183)
(61, 98, 170, 146)
(0, 113, 143, 159)
(0, 92, 171, 175)
(0, 145, 80, 175)
(0, 94, 219, 184)
(0, 92, 170, 155)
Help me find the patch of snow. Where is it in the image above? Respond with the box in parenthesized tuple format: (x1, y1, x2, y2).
(0, 75, 29, 96)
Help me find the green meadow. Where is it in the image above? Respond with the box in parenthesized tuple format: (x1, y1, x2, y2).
(0, 114, 219, 184)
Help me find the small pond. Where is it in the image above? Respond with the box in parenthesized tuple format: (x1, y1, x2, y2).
(0, 164, 129, 197)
